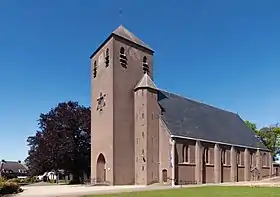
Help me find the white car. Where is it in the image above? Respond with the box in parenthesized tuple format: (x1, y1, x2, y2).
(37, 172, 57, 181)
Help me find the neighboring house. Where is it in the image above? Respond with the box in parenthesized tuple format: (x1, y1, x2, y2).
(0, 160, 29, 179)
(90, 25, 273, 186)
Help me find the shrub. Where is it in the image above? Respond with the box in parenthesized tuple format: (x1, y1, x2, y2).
(7, 178, 20, 183)
(0, 181, 23, 195)
(49, 179, 56, 184)
(0, 177, 6, 183)
(6, 176, 38, 185)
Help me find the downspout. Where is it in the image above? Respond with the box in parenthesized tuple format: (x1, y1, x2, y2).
(170, 138, 176, 187)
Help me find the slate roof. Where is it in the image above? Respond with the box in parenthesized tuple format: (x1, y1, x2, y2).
(90, 25, 153, 58)
(157, 90, 268, 150)
(134, 73, 157, 90)
(0, 161, 28, 173)
(112, 25, 153, 52)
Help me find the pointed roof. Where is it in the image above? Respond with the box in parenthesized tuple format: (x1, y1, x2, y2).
(112, 25, 153, 52)
(134, 73, 157, 91)
(90, 25, 153, 58)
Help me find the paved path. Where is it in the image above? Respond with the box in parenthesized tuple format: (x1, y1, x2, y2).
(17, 185, 163, 197)
(16, 178, 280, 197)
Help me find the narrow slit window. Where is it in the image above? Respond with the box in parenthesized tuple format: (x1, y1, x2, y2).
(105, 48, 109, 67)
(93, 61, 97, 78)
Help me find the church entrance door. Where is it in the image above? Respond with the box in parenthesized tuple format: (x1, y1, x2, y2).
(96, 153, 106, 183)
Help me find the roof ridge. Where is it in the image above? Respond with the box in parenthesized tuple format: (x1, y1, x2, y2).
(158, 88, 237, 115)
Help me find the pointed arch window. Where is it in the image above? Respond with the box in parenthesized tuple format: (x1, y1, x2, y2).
(182, 145, 189, 163)
(236, 151, 241, 165)
(250, 152, 253, 167)
(221, 149, 226, 165)
(262, 152, 267, 166)
(204, 148, 209, 164)
(142, 56, 149, 73)
(120, 47, 127, 68)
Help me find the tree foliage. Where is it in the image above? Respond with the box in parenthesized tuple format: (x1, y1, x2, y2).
(25, 101, 91, 182)
(245, 120, 280, 161)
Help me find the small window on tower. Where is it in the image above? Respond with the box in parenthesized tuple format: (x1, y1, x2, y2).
(120, 47, 127, 68)
(142, 56, 149, 73)
(142, 113, 144, 119)
(105, 48, 109, 67)
(93, 61, 97, 78)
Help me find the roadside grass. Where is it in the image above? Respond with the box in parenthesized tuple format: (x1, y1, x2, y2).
(83, 186, 280, 197)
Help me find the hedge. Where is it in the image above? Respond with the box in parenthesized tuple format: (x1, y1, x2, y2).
(0, 181, 23, 195)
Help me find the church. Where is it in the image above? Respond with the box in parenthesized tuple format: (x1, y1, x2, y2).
(90, 25, 273, 186)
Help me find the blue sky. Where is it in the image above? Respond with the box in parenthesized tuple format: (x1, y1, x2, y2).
(0, 0, 279, 161)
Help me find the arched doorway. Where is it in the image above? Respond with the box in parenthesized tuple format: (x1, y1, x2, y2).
(162, 169, 167, 182)
(96, 153, 106, 183)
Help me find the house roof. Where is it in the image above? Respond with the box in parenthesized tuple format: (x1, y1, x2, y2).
(90, 25, 153, 58)
(158, 90, 268, 150)
(0, 161, 28, 173)
(134, 73, 157, 91)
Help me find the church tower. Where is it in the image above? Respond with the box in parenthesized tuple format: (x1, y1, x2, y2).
(134, 74, 160, 185)
(90, 25, 154, 185)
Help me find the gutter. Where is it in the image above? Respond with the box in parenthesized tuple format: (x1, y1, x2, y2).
(170, 134, 270, 152)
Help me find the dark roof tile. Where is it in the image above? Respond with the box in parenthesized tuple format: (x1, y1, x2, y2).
(158, 90, 268, 150)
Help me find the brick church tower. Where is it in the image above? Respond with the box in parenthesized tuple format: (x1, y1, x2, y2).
(90, 25, 158, 185)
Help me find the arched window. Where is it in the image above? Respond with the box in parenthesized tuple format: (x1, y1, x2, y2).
(262, 153, 267, 166)
(142, 56, 149, 73)
(182, 145, 189, 163)
(221, 149, 226, 165)
(143, 56, 147, 63)
(120, 47, 125, 54)
(236, 151, 240, 165)
(250, 152, 253, 167)
(204, 148, 209, 164)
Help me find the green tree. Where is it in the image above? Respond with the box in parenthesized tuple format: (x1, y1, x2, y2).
(245, 120, 280, 161)
(258, 125, 280, 161)
(244, 120, 258, 134)
(25, 101, 91, 183)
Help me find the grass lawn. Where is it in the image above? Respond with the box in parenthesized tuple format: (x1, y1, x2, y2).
(83, 186, 280, 197)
